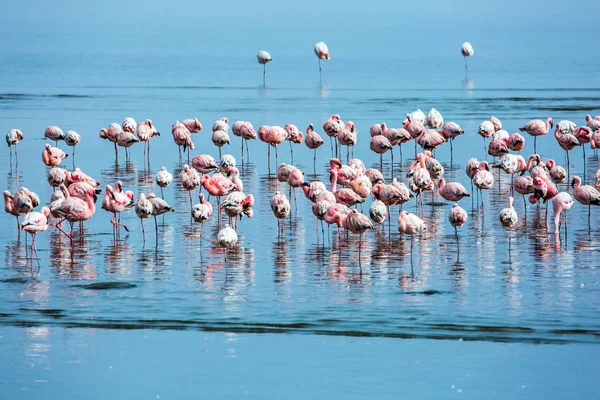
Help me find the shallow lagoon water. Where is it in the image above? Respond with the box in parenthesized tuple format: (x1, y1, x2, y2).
(1, 42, 600, 397)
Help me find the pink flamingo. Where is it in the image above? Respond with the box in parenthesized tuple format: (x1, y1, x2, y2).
(217, 225, 238, 257)
(461, 42, 474, 79)
(499, 197, 518, 231)
(99, 123, 122, 159)
(4, 190, 23, 239)
(47, 167, 68, 191)
(101, 184, 134, 235)
(201, 173, 235, 223)
(172, 121, 194, 162)
(554, 123, 579, 170)
(42, 144, 68, 167)
(312, 198, 333, 240)
(438, 178, 470, 202)
(122, 117, 137, 134)
(212, 129, 230, 159)
(448, 203, 468, 242)
(53, 185, 97, 247)
(586, 115, 600, 131)
(323, 115, 344, 157)
(507, 132, 525, 153)
(403, 114, 425, 157)
(519, 117, 553, 154)
(370, 123, 384, 137)
(305, 124, 324, 172)
(147, 193, 175, 242)
(183, 118, 203, 133)
(232, 121, 256, 161)
(337, 121, 357, 162)
(64, 130, 81, 164)
(398, 210, 426, 256)
(192, 154, 218, 175)
(370, 135, 393, 170)
(487, 138, 509, 157)
(116, 129, 139, 161)
(416, 129, 446, 151)
(514, 175, 534, 210)
(330, 160, 365, 207)
(257, 50, 272, 86)
(301, 180, 327, 203)
(490, 116, 502, 131)
(284, 124, 303, 163)
(369, 199, 387, 233)
(573, 125, 592, 162)
(213, 118, 230, 133)
(180, 164, 201, 209)
(473, 161, 494, 208)
(6, 128, 23, 166)
(21, 206, 51, 273)
(532, 176, 559, 226)
(271, 191, 291, 233)
(439, 122, 464, 160)
(314, 41, 330, 81)
(426, 108, 444, 129)
(68, 181, 100, 200)
(546, 159, 566, 184)
(44, 126, 65, 147)
(493, 154, 526, 195)
(221, 191, 253, 230)
(192, 193, 213, 237)
(67, 167, 100, 187)
(324, 203, 350, 241)
(264, 126, 287, 172)
(342, 209, 373, 251)
(383, 124, 411, 164)
(478, 120, 495, 154)
(135, 193, 153, 241)
(12, 188, 40, 214)
(365, 168, 384, 184)
(572, 175, 600, 226)
(552, 192, 573, 235)
(155, 167, 173, 199)
(349, 175, 372, 201)
(137, 119, 160, 163)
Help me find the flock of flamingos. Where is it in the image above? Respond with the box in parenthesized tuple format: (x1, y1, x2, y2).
(3, 42, 600, 274)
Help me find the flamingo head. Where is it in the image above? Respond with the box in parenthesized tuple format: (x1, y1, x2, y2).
(329, 158, 341, 169)
(221, 117, 229, 123)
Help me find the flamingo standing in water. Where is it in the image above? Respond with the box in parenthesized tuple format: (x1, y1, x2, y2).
(147, 193, 175, 242)
(192, 193, 213, 238)
(135, 193, 153, 241)
(398, 210, 426, 258)
(64, 130, 81, 165)
(499, 197, 518, 251)
(271, 191, 291, 233)
(552, 192, 574, 235)
(439, 122, 464, 160)
(519, 117, 553, 154)
(53, 185, 97, 248)
(155, 167, 173, 199)
(314, 41, 330, 82)
(448, 203, 467, 243)
(42, 144, 68, 167)
(99, 123, 122, 159)
(6, 128, 23, 167)
(571, 175, 600, 227)
(461, 42, 474, 79)
(257, 50, 272, 87)
(201, 173, 235, 224)
(21, 207, 51, 273)
(180, 164, 201, 210)
(261, 126, 287, 173)
(284, 124, 303, 164)
(102, 184, 134, 235)
(44, 126, 65, 147)
(232, 121, 256, 161)
(342, 209, 373, 253)
(305, 124, 324, 173)
(337, 121, 357, 162)
(137, 119, 160, 165)
(172, 121, 194, 162)
(323, 115, 344, 158)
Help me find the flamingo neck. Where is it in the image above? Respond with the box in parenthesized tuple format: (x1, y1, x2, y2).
(330, 169, 338, 192)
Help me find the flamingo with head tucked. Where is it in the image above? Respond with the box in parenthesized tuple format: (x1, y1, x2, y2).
(519, 117, 553, 154)
(461, 42, 474, 79)
(257, 50, 272, 86)
(314, 41, 330, 82)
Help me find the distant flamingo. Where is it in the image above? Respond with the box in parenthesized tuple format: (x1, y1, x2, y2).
(519, 117, 553, 154)
(263, 126, 287, 172)
(257, 50, 272, 86)
(21, 206, 51, 273)
(42, 144, 68, 167)
(155, 167, 173, 199)
(44, 126, 65, 147)
(314, 41, 330, 81)
(6, 128, 23, 166)
(461, 42, 474, 79)
(572, 175, 600, 226)
(448, 203, 467, 242)
(135, 193, 153, 241)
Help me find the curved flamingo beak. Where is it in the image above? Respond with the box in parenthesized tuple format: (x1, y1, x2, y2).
(571, 179, 576, 188)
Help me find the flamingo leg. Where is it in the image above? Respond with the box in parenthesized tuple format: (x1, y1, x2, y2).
(141, 219, 145, 242)
(16, 216, 20, 241)
(314, 149, 317, 174)
(464, 56, 468, 80)
(263, 63, 266, 87)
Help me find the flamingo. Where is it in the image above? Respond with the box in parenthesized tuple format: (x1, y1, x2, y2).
(323, 115, 344, 157)
(135, 193, 153, 241)
(448, 203, 468, 242)
(369, 199, 387, 233)
(64, 130, 81, 161)
(365, 168, 384, 185)
(4, 190, 24, 239)
(519, 117, 553, 154)
(180, 164, 201, 209)
(478, 120, 495, 154)
(489, 116, 502, 131)
(212, 129, 230, 159)
(397, 210, 426, 256)
(571, 175, 600, 226)
(301, 180, 327, 203)
(232, 121, 256, 161)
(21, 207, 51, 273)
(314, 41, 330, 81)
(257, 50, 272, 86)
(439, 122, 464, 159)
(155, 167, 173, 199)
(382, 124, 411, 165)
(221, 191, 253, 230)
(330, 161, 364, 207)
(101, 184, 134, 235)
(122, 117, 137, 134)
(473, 161, 494, 208)
(324, 203, 351, 241)
(437, 178, 470, 202)
(552, 192, 574, 235)
(218, 224, 238, 249)
(416, 129, 446, 151)
(586, 115, 600, 131)
(557, 120, 576, 134)
(53, 185, 97, 247)
(192, 193, 213, 238)
(337, 121, 357, 162)
(499, 197, 518, 241)
(271, 191, 291, 233)
(201, 173, 235, 223)
(42, 144, 68, 167)
(172, 121, 194, 162)
(116, 129, 139, 161)
(137, 119, 160, 163)
(493, 154, 526, 195)
(263, 126, 287, 171)
(404, 109, 426, 125)
(147, 193, 175, 242)
(47, 167, 68, 191)
(192, 154, 219, 175)
(426, 108, 444, 129)
(6, 128, 23, 166)
(44, 126, 65, 147)
(220, 154, 237, 175)
(461, 42, 474, 79)
(342, 209, 373, 252)
(305, 124, 324, 172)
(573, 126, 592, 162)
(514, 176, 534, 210)
(370, 135, 393, 170)
(546, 159, 566, 184)
(182, 118, 202, 133)
(507, 133, 525, 153)
(284, 124, 303, 163)
(99, 123, 122, 159)
(487, 138, 509, 158)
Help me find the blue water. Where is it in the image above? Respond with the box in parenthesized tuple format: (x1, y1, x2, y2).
(1, 28, 600, 398)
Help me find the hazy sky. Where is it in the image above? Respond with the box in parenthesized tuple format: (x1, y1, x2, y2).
(1, 0, 598, 58)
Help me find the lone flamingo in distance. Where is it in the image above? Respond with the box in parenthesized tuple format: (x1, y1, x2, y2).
(314, 41, 330, 82)
(257, 50, 272, 87)
(461, 42, 474, 79)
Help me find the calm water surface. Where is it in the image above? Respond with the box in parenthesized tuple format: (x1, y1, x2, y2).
(1, 45, 600, 398)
